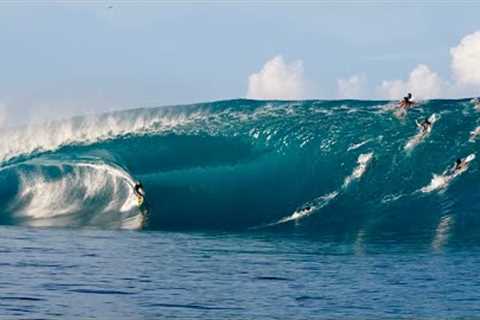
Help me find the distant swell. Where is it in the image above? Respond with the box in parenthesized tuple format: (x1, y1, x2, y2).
(1, 98, 480, 242)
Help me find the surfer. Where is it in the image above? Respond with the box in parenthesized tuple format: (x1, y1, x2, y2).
(134, 182, 145, 198)
(473, 98, 480, 110)
(394, 93, 415, 118)
(302, 206, 312, 212)
(399, 93, 415, 110)
(416, 117, 432, 133)
(450, 158, 467, 174)
(470, 127, 480, 141)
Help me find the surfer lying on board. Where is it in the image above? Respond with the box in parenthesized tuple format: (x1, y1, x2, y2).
(450, 158, 467, 175)
(416, 117, 432, 133)
(470, 127, 480, 141)
(399, 93, 415, 110)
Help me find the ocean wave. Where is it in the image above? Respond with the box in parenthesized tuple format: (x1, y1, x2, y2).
(0, 98, 479, 240)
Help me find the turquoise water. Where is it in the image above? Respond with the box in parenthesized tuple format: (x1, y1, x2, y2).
(1, 98, 480, 318)
(1, 98, 480, 235)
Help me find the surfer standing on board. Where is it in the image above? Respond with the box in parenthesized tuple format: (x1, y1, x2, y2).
(134, 182, 145, 198)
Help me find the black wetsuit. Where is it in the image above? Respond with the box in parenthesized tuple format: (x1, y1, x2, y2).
(134, 184, 144, 197)
(421, 119, 431, 131)
(402, 94, 414, 108)
(452, 160, 463, 173)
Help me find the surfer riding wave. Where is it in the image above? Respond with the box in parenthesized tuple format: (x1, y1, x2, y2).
(134, 182, 146, 206)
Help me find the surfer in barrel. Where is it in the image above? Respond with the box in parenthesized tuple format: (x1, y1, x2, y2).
(133, 181, 146, 207)
(134, 182, 145, 198)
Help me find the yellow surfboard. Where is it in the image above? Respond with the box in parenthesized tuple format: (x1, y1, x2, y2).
(135, 194, 144, 207)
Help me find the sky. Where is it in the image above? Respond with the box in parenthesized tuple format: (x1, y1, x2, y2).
(0, 1, 480, 126)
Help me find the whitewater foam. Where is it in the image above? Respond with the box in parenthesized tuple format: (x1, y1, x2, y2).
(8, 158, 143, 229)
(0, 108, 206, 165)
(343, 152, 373, 188)
(347, 139, 371, 151)
(421, 154, 475, 193)
(270, 191, 339, 226)
(404, 114, 438, 151)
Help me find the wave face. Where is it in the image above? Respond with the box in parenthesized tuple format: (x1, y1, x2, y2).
(1, 99, 480, 239)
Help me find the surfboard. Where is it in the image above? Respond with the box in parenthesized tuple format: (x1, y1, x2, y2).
(419, 113, 438, 134)
(470, 127, 480, 142)
(451, 153, 475, 178)
(428, 113, 438, 124)
(421, 153, 476, 193)
(465, 153, 476, 163)
(424, 113, 438, 134)
(135, 194, 144, 207)
(404, 114, 438, 151)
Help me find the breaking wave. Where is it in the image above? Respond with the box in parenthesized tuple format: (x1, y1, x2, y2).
(1, 98, 480, 243)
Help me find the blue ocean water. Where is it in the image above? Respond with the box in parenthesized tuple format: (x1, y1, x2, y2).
(2, 227, 480, 319)
(1, 98, 480, 318)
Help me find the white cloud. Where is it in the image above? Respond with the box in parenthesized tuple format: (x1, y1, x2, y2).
(451, 31, 480, 87)
(337, 74, 367, 99)
(376, 64, 445, 100)
(247, 55, 306, 100)
(375, 31, 480, 100)
(248, 31, 480, 101)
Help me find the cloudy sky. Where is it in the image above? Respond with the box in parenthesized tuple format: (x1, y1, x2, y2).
(0, 1, 479, 125)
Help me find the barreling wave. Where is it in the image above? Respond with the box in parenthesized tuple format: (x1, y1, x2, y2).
(1, 98, 480, 242)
